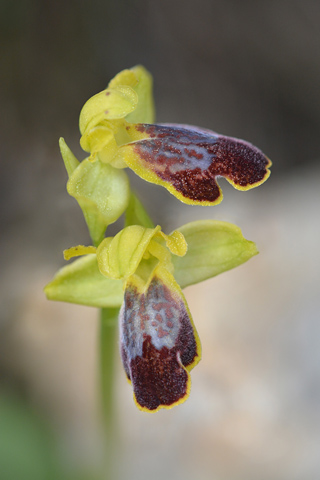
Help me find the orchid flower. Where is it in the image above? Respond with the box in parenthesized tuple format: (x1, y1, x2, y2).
(79, 67, 271, 205)
(60, 66, 271, 245)
(45, 65, 271, 412)
(45, 219, 258, 412)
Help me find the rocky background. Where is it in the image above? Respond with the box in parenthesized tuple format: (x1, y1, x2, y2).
(1, 1, 320, 479)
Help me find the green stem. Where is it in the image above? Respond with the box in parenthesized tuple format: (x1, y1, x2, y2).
(99, 308, 119, 479)
(99, 307, 119, 479)
(99, 307, 119, 434)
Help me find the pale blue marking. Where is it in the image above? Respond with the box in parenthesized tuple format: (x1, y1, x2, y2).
(120, 279, 183, 361)
(137, 124, 220, 173)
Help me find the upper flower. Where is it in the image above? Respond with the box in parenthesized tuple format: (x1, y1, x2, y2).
(78, 65, 271, 205)
(59, 65, 271, 245)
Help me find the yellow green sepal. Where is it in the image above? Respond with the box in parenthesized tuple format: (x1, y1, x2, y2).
(67, 157, 130, 247)
(122, 65, 155, 124)
(44, 255, 124, 308)
(172, 220, 259, 289)
(59, 137, 79, 177)
(60, 139, 130, 246)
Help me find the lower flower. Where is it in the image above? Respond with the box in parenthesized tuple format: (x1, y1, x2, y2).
(120, 265, 201, 412)
(45, 220, 259, 412)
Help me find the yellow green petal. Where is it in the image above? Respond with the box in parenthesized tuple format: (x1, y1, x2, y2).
(63, 245, 96, 260)
(96, 224, 187, 282)
(80, 125, 118, 164)
(97, 225, 161, 280)
(79, 86, 138, 135)
(44, 254, 124, 308)
(172, 220, 259, 289)
(125, 66, 155, 124)
(159, 230, 187, 257)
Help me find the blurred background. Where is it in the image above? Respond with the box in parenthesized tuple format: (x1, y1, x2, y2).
(1, 1, 320, 479)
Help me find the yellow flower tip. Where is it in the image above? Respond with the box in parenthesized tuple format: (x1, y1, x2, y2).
(108, 68, 139, 89)
(107, 65, 155, 125)
(164, 230, 188, 257)
(131, 64, 153, 79)
(108, 65, 152, 90)
(63, 245, 96, 261)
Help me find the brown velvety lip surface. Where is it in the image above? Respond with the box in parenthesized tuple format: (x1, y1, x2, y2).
(120, 275, 199, 411)
(131, 124, 271, 203)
